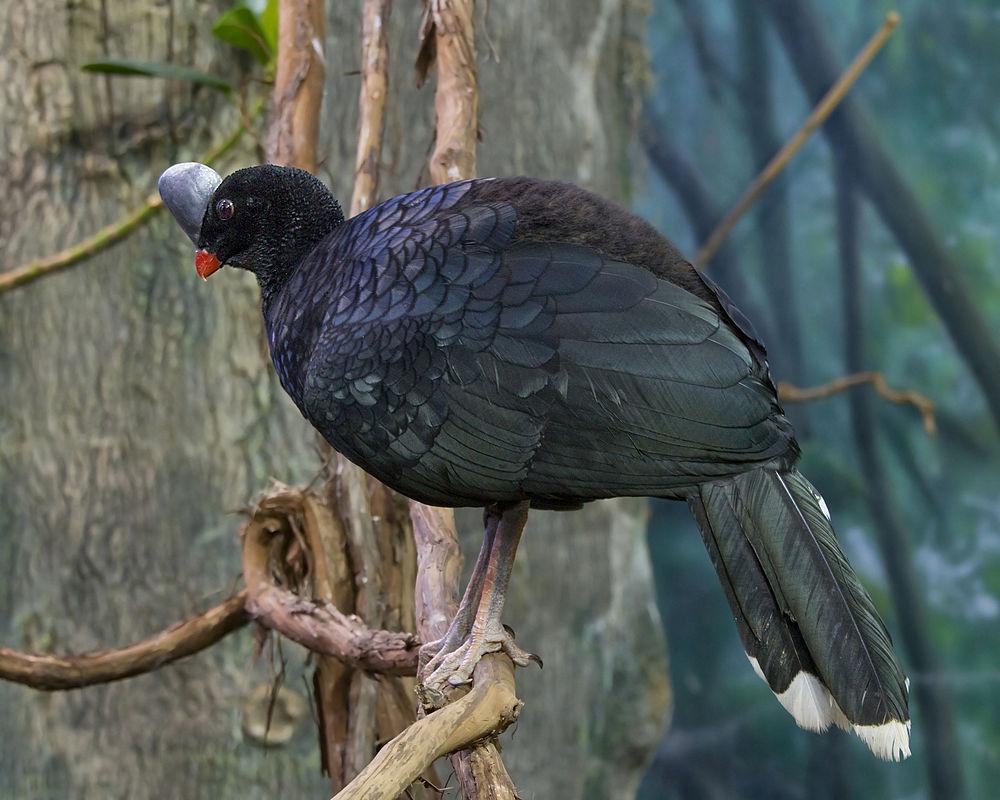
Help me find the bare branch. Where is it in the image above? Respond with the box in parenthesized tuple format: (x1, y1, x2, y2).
(0, 592, 248, 691)
(411, 502, 462, 639)
(267, 0, 326, 172)
(241, 489, 420, 676)
(421, 0, 478, 184)
(0, 105, 259, 296)
(695, 11, 900, 267)
(333, 654, 522, 800)
(338, 455, 385, 777)
(778, 371, 936, 435)
(350, 0, 393, 216)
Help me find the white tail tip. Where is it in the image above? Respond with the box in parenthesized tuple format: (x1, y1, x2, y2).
(775, 671, 837, 732)
(853, 719, 912, 761)
(747, 657, 836, 733)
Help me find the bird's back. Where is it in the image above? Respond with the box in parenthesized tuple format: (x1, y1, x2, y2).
(266, 177, 798, 509)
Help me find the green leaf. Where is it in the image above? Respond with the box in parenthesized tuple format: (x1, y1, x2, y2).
(259, 0, 279, 54)
(212, 6, 273, 65)
(82, 59, 232, 92)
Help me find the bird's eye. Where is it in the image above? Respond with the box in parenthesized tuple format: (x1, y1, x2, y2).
(216, 198, 235, 220)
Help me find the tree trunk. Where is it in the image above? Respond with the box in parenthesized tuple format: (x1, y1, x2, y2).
(764, 0, 1000, 432)
(835, 162, 966, 800)
(0, 1, 667, 799)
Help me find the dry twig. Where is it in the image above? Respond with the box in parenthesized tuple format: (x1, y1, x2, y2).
(0, 592, 248, 691)
(410, 504, 521, 800)
(695, 11, 900, 267)
(778, 371, 936, 435)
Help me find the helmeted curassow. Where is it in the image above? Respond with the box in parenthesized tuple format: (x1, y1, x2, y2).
(159, 162, 912, 760)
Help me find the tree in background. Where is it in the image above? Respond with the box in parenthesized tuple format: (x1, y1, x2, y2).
(640, 2, 997, 798)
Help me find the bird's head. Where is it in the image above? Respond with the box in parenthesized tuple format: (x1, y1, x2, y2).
(158, 162, 344, 296)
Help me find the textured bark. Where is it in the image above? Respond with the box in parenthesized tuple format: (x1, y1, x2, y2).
(268, 0, 326, 173)
(0, 1, 667, 798)
(420, 0, 478, 183)
(411, 506, 519, 799)
(835, 163, 966, 800)
(349, 0, 392, 217)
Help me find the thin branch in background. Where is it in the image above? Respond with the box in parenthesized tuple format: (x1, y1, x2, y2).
(733, 0, 805, 387)
(639, 114, 775, 346)
(0, 104, 260, 297)
(0, 592, 248, 691)
(339, 457, 385, 779)
(695, 11, 900, 267)
(765, 0, 1000, 433)
(419, 0, 478, 184)
(672, 0, 738, 100)
(778, 371, 936, 435)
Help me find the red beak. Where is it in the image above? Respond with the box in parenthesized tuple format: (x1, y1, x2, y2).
(195, 249, 222, 280)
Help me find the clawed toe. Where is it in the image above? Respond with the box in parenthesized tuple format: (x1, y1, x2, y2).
(418, 623, 542, 705)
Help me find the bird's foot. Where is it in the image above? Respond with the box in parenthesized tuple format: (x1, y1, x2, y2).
(418, 623, 541, 707)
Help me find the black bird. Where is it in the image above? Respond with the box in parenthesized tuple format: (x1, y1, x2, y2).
(159, 162, 911, 760)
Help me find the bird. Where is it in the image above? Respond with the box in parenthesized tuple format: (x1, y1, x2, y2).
(158, 161, 912, 761)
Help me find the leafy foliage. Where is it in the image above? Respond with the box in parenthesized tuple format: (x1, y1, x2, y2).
(212, 2, 278, 66)
(81, 60, 233, 93)
(81, 0, 277, 88)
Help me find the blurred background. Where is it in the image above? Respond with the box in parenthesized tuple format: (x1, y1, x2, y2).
(0, 1, 996, 798)
(638, 2, 1000, 799)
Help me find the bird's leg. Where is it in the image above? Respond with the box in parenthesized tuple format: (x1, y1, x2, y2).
(420, 501, 540, 697)
(419, 510, 499, 669)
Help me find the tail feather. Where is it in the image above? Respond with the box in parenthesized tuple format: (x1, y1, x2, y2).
(690, 467, 910, 761)
(688, 491, 838, 733)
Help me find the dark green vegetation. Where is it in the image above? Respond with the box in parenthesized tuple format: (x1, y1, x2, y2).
(638, 1, 999, 798)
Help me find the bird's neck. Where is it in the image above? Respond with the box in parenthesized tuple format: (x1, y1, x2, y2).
(256, 253, 303, 302)
(257, 206, 345, 302)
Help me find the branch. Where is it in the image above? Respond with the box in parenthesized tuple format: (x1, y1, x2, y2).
(333, 654, 522, 800)
(411, 502, 461, 639)
(402, 7, 521, 799)
(338, 455, 385, 776)
(640, 112, 774, 346)
(0, 592, 248, 691)
(410, 505, 520, 800)
(778, 371, 936, 435)
(0, 107, 257, 296)
(418, 0, 478, 183)
(350, 0, 392, 217)
(766, 0, 1000, 433)
(694, 11, 899, 267)
(241, 487, 420, 676)
(267, 0, 326, 172)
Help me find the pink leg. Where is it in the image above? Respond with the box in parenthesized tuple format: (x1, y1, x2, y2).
(421, 501, 540, 695)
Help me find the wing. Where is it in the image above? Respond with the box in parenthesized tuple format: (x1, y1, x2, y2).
(301, 190, 796, 509)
